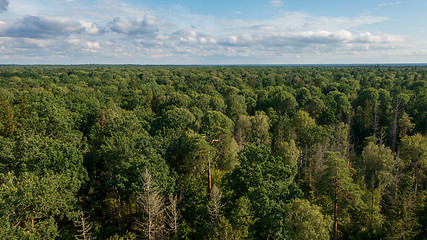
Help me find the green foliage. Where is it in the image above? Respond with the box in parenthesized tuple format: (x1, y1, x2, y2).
(201, 110, 233, 140)
(0, 93, 16, 137)
(0, 65, 425, 239)
(399, 134, 427, 172)
(0, 172, 78, 239)
(167, 130, 214, 176)
(317, 152, 365, 239)
(161, 107, 197, 133)
(229, 196, 256, 240)
(233, 111, 270, 148)
(247, 111, 270, 146)
(226, 94, 247, 120)
(356, 138, 395, 237)
(283, 199, 332, 240)
(175, 176, 209, 239)
(209, 217, 239, 240)
(272, 91, 298, 116)
(107, 231, 137, 240)
(215, 135, 239, 171)
(226, 144, 301, 239)
(361, 138, 395, 190)
(399, 134, 427, 200)
(275, 139, 299, 170)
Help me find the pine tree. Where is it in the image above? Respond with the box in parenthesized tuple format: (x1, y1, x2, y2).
(207, 185, 223, 232)
(318, 152, 364, 240)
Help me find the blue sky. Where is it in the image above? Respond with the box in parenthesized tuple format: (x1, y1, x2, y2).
(0, 0, 426, 64)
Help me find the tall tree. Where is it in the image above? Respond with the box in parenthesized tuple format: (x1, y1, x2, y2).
(207, 185, 224, 232)
(229, 196, 256, 240)
(226, 144, 301, 239)
(167, 130, 214, 176)
(135, 169, 166, 240)
(248, 111, 270, 146)
(361, 137, 395, 191)
(360, 138, 394, 236)
(318, 152, 364, 240)
(390, 93, 411, 152)
(399, 134, 427, 199)
(234, 115, 251, 150)
(166, 195, 181, 239)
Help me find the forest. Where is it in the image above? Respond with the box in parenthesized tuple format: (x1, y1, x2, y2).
(0, 65, 426, 240)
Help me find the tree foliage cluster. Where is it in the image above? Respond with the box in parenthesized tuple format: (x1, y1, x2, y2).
(0, 65, 426, 239)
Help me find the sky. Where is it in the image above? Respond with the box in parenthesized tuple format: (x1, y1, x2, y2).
(0, 0, 426, 64)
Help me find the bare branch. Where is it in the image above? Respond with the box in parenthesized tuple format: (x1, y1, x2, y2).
(73, 211, 93, 240)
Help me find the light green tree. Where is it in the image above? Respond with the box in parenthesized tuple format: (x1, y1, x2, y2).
(318, 152, 364, 240)
(399, 133, 427, 199)
(283, 199, 332, 240)
(229, 196, 256, 240)
(360, 138, 394, 236)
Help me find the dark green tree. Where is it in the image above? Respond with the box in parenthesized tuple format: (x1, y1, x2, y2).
(226, 144, 301, 239)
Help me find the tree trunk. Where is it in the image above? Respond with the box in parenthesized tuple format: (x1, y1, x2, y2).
(373, 100, 379, 138)
(208, 157, 212, 194)
(413, 162, 418, 199)
(391, 100, 400, 152)
(298, 149, 303, 181)
(208, 139, 221, 195)
(334, 185, 338, 240)
(371, 187, 374, 226)
(346, 113, 352, 167)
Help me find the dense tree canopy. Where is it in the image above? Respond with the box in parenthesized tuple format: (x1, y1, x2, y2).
(0, 65, 426, 239)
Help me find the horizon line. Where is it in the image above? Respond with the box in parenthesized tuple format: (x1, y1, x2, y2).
(1, 63, 427, 67)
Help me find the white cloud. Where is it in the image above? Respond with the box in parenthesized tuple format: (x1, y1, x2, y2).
(0, 16, 101, 38)
(378, 1, 401, 7)
(108, 16, 159, 35)
(228, 35, 238, 44)
(21, 38, 56, 48)
(68, 38, 101, 52)
(79, 20, 101, 35)
(218, 29, 404, 53)
(270, 0, 284, 8)
(355, 32, 405, 43)
(0, 0, 420, 64)
(156, 35, 170, 40)
(209, 38, 218, 44)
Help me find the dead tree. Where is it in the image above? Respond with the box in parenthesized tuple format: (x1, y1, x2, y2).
(135, 169, 166, 240)
(166, 195, 181, 239)
(73, 211, 93, 240)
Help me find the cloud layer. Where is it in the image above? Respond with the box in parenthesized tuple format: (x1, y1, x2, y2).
(1, 16, 100, 38)
(0, 0, 422, 64)
(0, 0, 8, 13)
